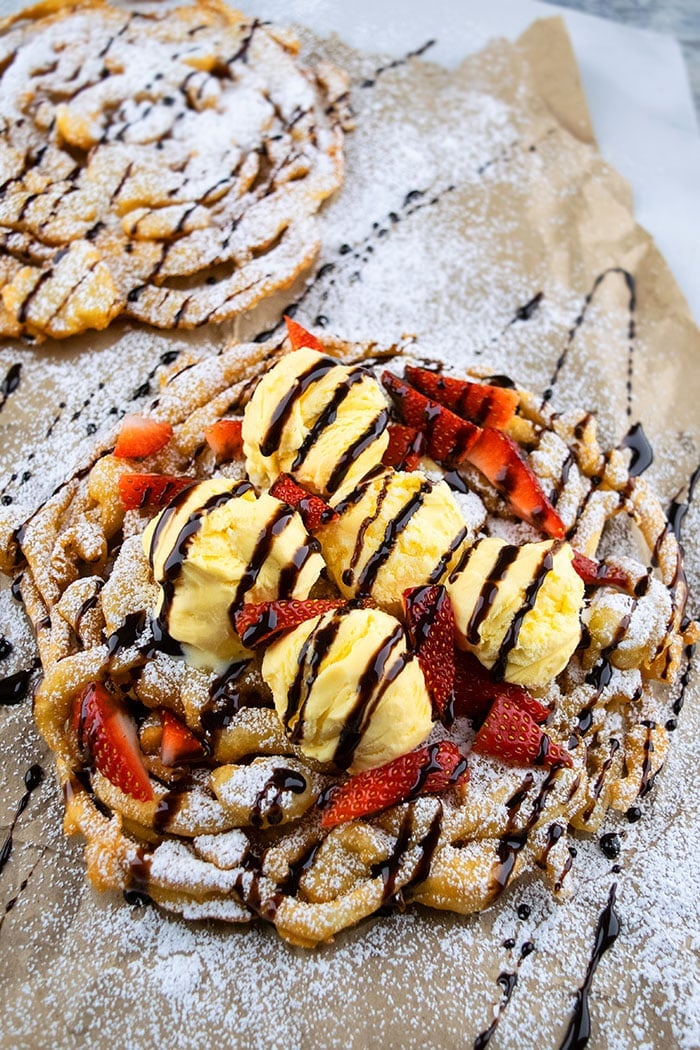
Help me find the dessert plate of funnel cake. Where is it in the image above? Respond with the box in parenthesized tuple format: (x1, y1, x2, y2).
(0, 1, 699, 1048)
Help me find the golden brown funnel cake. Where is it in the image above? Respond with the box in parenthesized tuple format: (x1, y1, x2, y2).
(0, 0, 349, 341)
(0, 331, 696, 948)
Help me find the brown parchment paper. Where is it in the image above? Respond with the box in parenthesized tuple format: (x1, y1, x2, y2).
(1, 14, 699, 1050)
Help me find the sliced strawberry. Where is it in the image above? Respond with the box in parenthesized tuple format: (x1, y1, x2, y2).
(73, 682, 154, 802)
(118, 473, 194, 511)
(114, 414, 173, 459)
(464, 427, 565, 539)
(234, 597, 345, 648)
(572, 551, 631, 591)
(269, 473, 337, 532)
(472, 695, 572, 769)
(403, 585, 455, 718)
(204, 418, 243, 461)
(382, 423, 426, 471)
(160, 708, 205, 766)
(453, 650, 551, 724)
(404, 365, 519, 429)
(285, 315, 325, 353)
(320, 741, 469, 828)
(381, 371, 480, 464)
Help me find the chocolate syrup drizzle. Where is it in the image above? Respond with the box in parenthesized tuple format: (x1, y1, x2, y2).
(0, 764, 44, 877)
(0, 362, 21, 414)
(558, 884, 621, 1050)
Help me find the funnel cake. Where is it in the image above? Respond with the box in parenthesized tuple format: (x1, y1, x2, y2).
(0, 0, 349, 341)
(0, 327, 696, 948)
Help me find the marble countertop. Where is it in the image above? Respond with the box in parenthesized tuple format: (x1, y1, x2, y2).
(553, 0, 700, 120)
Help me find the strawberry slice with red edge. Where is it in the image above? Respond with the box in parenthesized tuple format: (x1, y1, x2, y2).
(270, 473, 337, 531)
(204, 418, 243, 461)
(453, 649, 551, 725)
(382, 423, 426, 471)
(404, 365, 519, 430)
(403, 584, 455, 718)
(285, 315, 325, 353)
(118, 473, 195, 511)
(320, 741, 469, 828)
(464, 427, 565, 539)
(472, 695, 572, 769)
(160, 709, 206, 766)
(572, 551, 631, 591)
(114, 414, 173, 459)
(73, 682, 154, 802)
(234, 597, 346, 649)
(381, 371, 480, 464)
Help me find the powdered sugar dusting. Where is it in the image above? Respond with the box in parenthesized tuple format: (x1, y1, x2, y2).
(0, 12, 699, 1050)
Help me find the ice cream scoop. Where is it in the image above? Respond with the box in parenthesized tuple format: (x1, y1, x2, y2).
(447, 537, 584, 688)
(242, 345, 390, 498)
(143, 478, 325, 670)
(317, 468, 484, 615)
(262, 605, 433, 772)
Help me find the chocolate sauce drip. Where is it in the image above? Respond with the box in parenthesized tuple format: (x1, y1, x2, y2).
(639, 721, 656, 796)
(290, 366, 368, 471)
(371, 810, 413, 902)
(355, 479, 431, 593)
(403, 804, 444, 892)
(285, 608, 350, 736)
(620, 422, 653, 477)
(250, 767, 307, 827)
(0, 362, 21, 413)
(332, 463, 387, 518)
(673, 644, 695, 716)
(443, 469, 470, 494)
(0, 636, 12, 661)
(483, 374, 517, 390)
(343, 473, 392, 586)
(543, 268, 636, 415)
(490, 767, 564, 898)
(428, 525, 469, 585)
(585, 615, 631, 691)
(599, 833, 620, 860)
(360, 39, 435, 89)
(558, 884, 621, 1050)
(332, 625, 406, 769)
(666, 462, 700, 543)
(512, 291, 543, 323)
(0, 764, 44, 876)
(466, 543, 520, 645)
(582, 739, 620, 822)
(0, 664, 35, 706)
(151, 481, 251, 639)
(282, 841, 321, 896)
(153, 776, 195, 834)
(106, 610, 147, 657)
(202, 661, 259, 733)
(260, 356, 336, 457)
(538, 822, 564, 869)
(325, 409, 389, 495)
(491, 546, 556, 680)
(473, 968, 520, 1050)
(229, 503, 297, 612)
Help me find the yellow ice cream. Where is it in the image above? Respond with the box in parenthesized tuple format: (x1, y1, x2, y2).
(242, 345, 390, 499)
(262, 606, 433, 772)
(447, 537, 584, 687)
(317, 469, 478, 615)
(143, 478, 325, 671)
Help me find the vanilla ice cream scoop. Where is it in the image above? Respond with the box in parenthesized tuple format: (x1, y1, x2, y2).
(143, 478, 325, 670)
(262, 605, 433, 772)
(447, 537, 584, 688)
(317, 468, 484, 615)
(242, 345, 390, 498)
